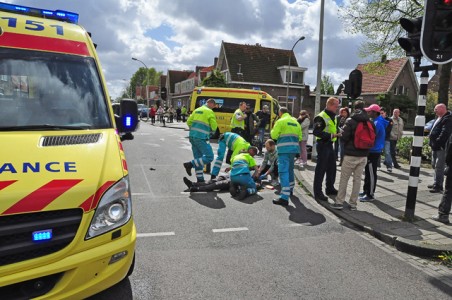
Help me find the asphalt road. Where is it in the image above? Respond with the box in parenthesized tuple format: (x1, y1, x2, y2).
(90, 122, 451, 300)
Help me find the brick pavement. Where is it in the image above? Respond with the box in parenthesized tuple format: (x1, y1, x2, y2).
(295, 161, 452, 257)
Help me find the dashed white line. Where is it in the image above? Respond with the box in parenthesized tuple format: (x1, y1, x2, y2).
(281, 223, 305, 227)
(137, 232, 175, 238)
(212, 227, 249, 233)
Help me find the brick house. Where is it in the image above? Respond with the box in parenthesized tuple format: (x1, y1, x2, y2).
(215, 41, 308, 115)
(165, 65, 217, 109)
(357, 57, 419, 125)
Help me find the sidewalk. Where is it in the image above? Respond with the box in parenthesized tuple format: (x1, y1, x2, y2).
(294, 162, 452, 257)
(147, 121, 452, 257)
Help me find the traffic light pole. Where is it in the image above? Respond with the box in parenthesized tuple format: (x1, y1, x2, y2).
(404, 64, 436, 221)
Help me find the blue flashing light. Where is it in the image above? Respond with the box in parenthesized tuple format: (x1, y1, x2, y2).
(124, 115, 133, 128)
(32, 229, 53, 242)
(0, 3, 79, 24)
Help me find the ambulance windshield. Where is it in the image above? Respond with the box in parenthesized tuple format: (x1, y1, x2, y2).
(0, 48, 111, 131)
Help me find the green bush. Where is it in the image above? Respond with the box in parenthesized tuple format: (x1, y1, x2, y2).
(395, 136, 432, 162)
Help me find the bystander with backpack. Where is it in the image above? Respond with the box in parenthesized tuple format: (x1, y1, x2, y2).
(331, 101, 376, 210)
(359, 104, 389, 202)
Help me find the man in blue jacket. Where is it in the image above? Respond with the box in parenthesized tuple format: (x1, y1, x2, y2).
(359, 104, 388, 202)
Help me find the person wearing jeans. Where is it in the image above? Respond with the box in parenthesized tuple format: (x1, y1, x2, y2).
(256, 105, 270, 155)
(428, 104, 452, 193)
(297, 110, 310, 166)
(380, 107, 393, 172)
(432, 131, 452, 224)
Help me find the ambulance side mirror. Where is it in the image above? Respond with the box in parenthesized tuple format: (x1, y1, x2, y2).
(115, 98, 138, 139)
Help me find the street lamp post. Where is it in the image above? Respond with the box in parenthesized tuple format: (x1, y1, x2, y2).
(131, 57, 149, 107)
(285, 36, 305, 109)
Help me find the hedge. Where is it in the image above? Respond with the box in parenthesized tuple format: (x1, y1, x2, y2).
(392, 136, 432, 162)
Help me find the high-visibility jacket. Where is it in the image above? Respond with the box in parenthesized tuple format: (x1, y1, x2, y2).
(231, 108, 245, 129)
(270, 113, 302, 154)
(231, 153, 256, 176)
(316, 110, 337, 142)
(223, 132, 250, 158)
(187, 105, 217, 139)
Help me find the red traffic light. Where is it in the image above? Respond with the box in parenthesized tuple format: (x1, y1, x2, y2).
(440, 0, 452, 6)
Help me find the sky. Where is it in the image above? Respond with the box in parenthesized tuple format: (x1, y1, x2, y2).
(4, 0, 370, 99)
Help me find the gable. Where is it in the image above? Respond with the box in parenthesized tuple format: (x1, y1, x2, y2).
(220, 42, 298, 84)
(357, 58, 409, 94)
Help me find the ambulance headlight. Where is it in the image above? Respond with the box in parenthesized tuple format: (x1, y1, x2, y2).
(86, 176, 132, 239)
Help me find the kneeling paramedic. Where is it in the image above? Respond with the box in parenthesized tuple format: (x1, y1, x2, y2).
(211, 132, 251, 180)
(229, 147, 259, 200)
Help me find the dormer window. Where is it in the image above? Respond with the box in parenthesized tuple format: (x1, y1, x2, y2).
(289, 71, 303, 84)
(278, 65, 307, 85)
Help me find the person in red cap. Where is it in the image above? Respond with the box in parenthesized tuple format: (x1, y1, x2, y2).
(359, 104, 389, 202)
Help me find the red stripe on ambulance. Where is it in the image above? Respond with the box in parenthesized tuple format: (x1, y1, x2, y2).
(0, 180, 17, 191)
(0, 32, 90, 56)
(79, 181, 115, 212)
(2, 179, 83, 215)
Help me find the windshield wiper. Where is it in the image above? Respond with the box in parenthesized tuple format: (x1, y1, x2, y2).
(0, 124, 92, 131)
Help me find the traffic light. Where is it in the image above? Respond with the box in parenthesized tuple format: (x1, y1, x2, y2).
(160, 87, 167, 100)
(421, 0, 452, 64)
(345, 69, 362, 99)
(398, 17, 423, 58)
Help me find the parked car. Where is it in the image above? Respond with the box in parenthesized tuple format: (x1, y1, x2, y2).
(137, 104, 149, 118)
(424, 119, 435, 136)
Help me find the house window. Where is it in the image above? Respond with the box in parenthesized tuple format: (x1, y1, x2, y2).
(398, 85, 404, 95)
(292, 71, 303, 84)
(285, 70, 303, 84)
(0, 75, 7, 81)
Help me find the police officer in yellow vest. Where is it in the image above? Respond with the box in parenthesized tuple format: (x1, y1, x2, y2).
(313, 97, 341, 201)
(230, 101, 248, 139)
(183, 98, 218, 183)
(270, 107, 302, 206)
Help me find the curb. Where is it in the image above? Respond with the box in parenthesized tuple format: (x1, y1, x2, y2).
(294, 167, 452, 258)
(142, 121, 188, 130)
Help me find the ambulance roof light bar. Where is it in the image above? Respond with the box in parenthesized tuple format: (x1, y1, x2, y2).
(0, 2, 79, 24)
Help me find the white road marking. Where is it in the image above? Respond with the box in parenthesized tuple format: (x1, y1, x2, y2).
(137, 232, 175, 238)
(140, 164, 156, 197)
(212, 227, 249, 233)
(281, 223, 305, 227)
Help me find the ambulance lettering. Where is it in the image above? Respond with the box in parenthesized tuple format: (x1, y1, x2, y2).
(0, 162, 77, 174)
(1, 17, 65, 35)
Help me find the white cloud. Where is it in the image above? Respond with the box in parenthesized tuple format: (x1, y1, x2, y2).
(7, 0, 367, 98)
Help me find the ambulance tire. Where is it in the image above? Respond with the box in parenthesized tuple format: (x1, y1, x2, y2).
(126, 253, 135, 277)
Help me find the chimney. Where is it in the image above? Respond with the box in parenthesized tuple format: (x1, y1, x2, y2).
(214, 57, 218, 68)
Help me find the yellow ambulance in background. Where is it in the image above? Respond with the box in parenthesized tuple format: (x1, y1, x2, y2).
(0, 3, 138, 299)
(189, 87, 280, 138)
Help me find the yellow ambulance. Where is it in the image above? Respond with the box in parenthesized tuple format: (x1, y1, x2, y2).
(0, 3, 138, 299)
(189, 87, 280, 137)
